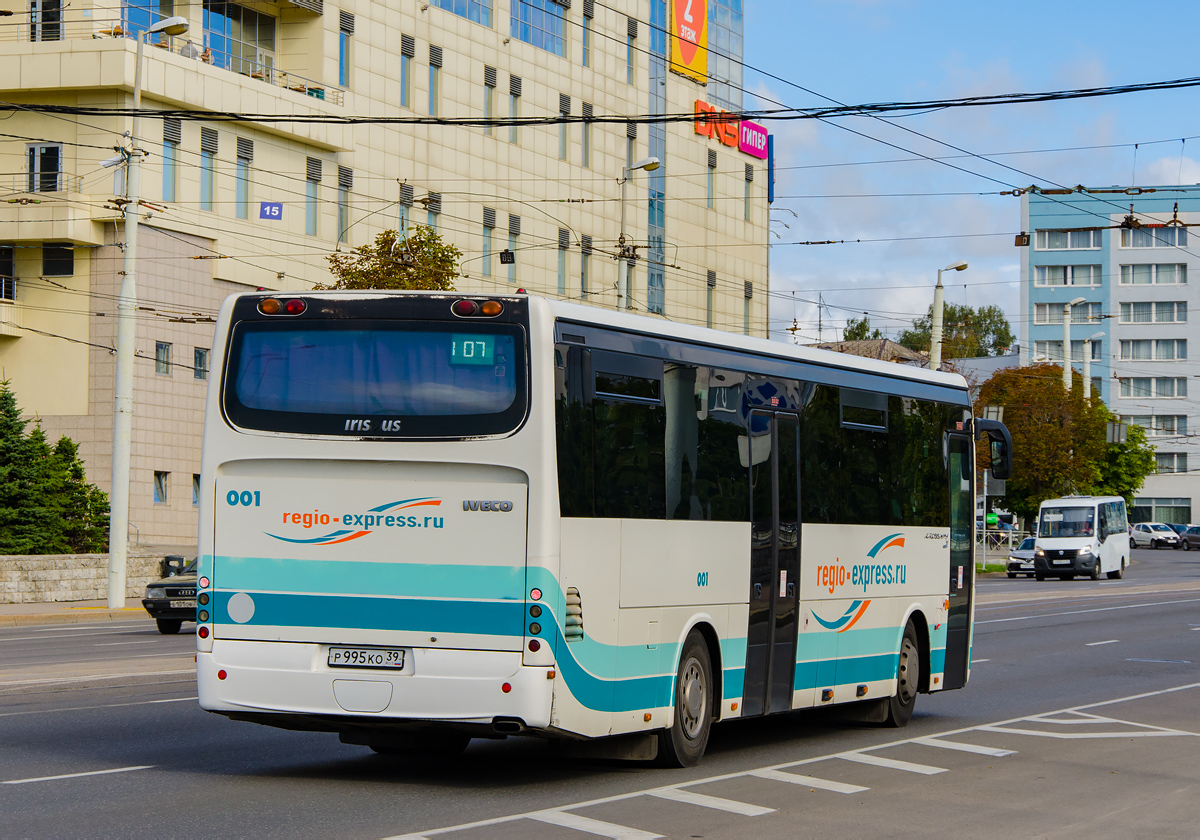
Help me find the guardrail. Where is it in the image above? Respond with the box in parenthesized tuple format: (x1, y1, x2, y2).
(0, 13, 343, 106)
(8, 173, 84, 194)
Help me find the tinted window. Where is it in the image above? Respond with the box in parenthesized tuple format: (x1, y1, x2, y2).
(224, 320, 527, 437)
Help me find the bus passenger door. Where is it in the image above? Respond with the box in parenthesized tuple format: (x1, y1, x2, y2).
(943, 433, 973, 690)
(743, 411, 801, 716)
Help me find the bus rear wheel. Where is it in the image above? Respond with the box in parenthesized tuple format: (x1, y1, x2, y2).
(1107, 558, 1125, 580)
(658, 631, 713, 768)
(884, 621, 920, 727)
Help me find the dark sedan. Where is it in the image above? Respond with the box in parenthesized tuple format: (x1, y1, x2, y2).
(141, 556, 197, 634)
(1179, 526, 1200, 551)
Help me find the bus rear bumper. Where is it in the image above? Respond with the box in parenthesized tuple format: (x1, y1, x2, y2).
(198, 640, 552, 730)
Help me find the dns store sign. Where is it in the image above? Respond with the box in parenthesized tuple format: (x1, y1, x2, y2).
(694, 100, 768, 160)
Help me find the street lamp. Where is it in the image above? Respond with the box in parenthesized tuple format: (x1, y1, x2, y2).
(1062, 295, 1086, 393)
(108, 14, 190, 609)
(928, 260, 967, 370)
(1081, 331, 1104, 404)
(616, 156, 660, 309)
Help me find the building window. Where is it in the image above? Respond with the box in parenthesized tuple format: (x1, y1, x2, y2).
(1120, 339, 1186, 361)
(482, 207, 495, 278)
(1034, 302, 1101, 324)
(580, 236, 591, 299)
(192, 474, 201, 506)
(235, 138, 252, 220)
(744, 165, 753, 222)
(202, 0, 276, 77)
(30, 0, 63, 41)
(1122, 415, 1187, 438)
(511, 0, 564, 57)
(433, 0, 492, 26)
(558, 94, 570, 160)
(26, 143, 62, 193)
(1069, 340, 1101, 362)
(1120, 301, 1186, 323)
(1132, 496, 1191, 525)
(581, 102, 592, 168)
(0, 246, 14, 301)
(306, 157, 321, 237)
(744, 281, 752, 335)
(338, 11, 353, 88)
(1034, 265, 1101, 286)
(337, 166, 352, 243)
(155, 341, 172, 375)
(707, 0, 745, 110)
(581, 12, 591, 67)
(194, 347, 209, 380)
(123, 1, 172, 40)
(557, 228, 569, 295)
(648, 268, 664, 314)
(626, 17, 636, 84)
(400, 34, 414, 108)
(426, 192, 440, 233)
(162, 118, 180, 203)
(1119, 377, 1186, 399)
(1035, 229, 1102, 250)
(1121, 226, 1188, 248)
(509, 76, 521, 144)
(483, 66, 496, 137)
(1120, 264, 1186, 285)
(42, 243, 73, 276)
(428, 45, 442, 116)
(707, 270, 716, 328)
(199, 150, 214, 211)
(153, 471, 169, 505)
(1156, 453, 1188, 474)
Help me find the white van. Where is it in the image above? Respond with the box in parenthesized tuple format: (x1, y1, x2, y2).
(1034, 496, 1129, 581)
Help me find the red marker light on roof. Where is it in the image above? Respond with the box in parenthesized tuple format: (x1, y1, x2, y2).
(452, 299, 480, 317)
(284, 298, 307, 315)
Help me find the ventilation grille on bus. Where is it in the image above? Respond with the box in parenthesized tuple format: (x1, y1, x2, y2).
(564, 587, 584, 642)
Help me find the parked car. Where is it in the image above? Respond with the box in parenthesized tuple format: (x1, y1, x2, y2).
(1130, 522, 1181, 549)
(1167, 523, 1191, 536)
(1179, 525, 1200, 551)
(141, 555, 198, 634)
(1006, 536, 1037, 578)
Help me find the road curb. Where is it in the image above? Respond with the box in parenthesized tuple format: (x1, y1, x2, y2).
(0, 608, 147, 628)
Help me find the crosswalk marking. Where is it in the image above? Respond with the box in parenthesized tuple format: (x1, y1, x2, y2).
(749, 768, 868, 793)
(912, 738, 1015, 757)
(648, 788, 774, 816)
(838, 752, 947, 775)
(527, 811, 662, 839)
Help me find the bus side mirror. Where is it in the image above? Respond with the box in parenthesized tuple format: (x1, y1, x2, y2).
(975, 418, 1013, 480)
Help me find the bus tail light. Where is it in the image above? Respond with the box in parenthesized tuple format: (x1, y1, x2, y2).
(284, 298, 307, 315)
(480, 300, 503, 316)
(451, 299, 504, 317)
(452, 299, 480, 316)
(258, 298, 282, 314)
(528, 639, 541, 652)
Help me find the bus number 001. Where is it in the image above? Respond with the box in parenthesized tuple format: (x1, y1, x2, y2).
(696, 571, 709, 587)
(226, 490, 261, 507)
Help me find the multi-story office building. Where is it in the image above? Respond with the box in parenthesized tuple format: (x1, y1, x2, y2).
(1020, 186, 1198, 524)
(0, 0, 769, 546)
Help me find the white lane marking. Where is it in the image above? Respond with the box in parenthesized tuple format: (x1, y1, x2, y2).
(837, 752, 947, 775)
(31, 621, 149, 631)
(3, 765, 153, 785)
(648, 788, 774, 816)
(912, 738, 1015, 757)
(1126, 658, 1191, 664)
(94, 640, 167, 647)
(0, 629, 156, 643)
(527, 811, 662, 839)
(748, 768, 867, 793)
(1086, 640, 1119, 646)
(0, 669, 194, 687)
(0, 696, 197, 718)
(382, 681, 1200, 840)
(978, 597, 1200, 624)
(971, 659, 990, 663)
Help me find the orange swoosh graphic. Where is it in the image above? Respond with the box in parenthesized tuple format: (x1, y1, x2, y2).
(838, 599, 871, 633)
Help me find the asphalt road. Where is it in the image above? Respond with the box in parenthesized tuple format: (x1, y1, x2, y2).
(1, 547, 1197, 839)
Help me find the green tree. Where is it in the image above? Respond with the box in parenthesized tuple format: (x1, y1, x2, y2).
(899, 303, 1015, 359)
(843, 316, 883, 341)
(975, 364, 1154, 521)
(0, 381, 109, 554)
(320, 227, 460, 291)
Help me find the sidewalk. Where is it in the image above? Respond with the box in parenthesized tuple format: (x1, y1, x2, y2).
(0, 598, 149, 628)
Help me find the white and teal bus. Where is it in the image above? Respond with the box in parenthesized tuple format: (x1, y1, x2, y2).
(195, 291, 1011, 766)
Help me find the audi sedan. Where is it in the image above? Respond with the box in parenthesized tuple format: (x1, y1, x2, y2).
(141, 557, 198, 634)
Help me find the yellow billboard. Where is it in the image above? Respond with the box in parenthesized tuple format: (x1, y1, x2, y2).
(669, 0, 707, 84)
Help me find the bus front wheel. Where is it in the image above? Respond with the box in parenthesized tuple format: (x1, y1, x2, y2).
(884, 621, 920, 727)
(658, 631, 713, 768)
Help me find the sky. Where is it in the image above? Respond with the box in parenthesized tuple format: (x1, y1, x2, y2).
(742, 0, 1200, 349)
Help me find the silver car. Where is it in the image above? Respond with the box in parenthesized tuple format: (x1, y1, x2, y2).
(1131, 522, 1180, 549)
(1007, 536, 1037, 578)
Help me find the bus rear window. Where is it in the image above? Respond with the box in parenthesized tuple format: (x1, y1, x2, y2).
(223, 321, 527, 438)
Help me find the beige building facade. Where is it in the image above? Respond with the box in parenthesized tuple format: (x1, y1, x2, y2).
(0, 0, 769, 546)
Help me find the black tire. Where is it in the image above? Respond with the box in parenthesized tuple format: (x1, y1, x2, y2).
(1090, 558, 1102, 581)
(884, 621, 920, 727)
(1130, 537, 1136, 549)
(658, 631, 713, 767)
(1152, 539, 1160, 549)
(1107, 558, 1125, 580)
(1184, 541, 1191, 552)
(1035, 571, 1045, 581)
(155, 618, 182, 635)
(1007, 572, 1016, 579)
(368, 732, 470, 757)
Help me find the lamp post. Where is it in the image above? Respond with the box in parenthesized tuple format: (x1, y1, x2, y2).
(108, 14, 189, 609)
(928, 260, 967, 370)
(1062, 295, 1086, 393)
(1081, 331, 1104, 404)
(617, 156, 660, 309)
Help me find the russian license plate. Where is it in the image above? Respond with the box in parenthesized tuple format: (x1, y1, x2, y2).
(170, 599, 196, 608)
(328, 647, 406, 669)
(1051, 559, 1070, 565)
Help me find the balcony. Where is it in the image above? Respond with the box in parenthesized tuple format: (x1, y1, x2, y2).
(0, 277, 19, 338)
(0, 11, 343, 106)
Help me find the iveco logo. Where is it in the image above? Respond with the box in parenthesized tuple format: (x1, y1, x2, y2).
(463, 500, 514, 512)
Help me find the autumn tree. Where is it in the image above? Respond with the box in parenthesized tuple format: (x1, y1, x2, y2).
(320, 227, 460, 291)
(899, 303, 1014, 359)
(975, 364, 1154, 520)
